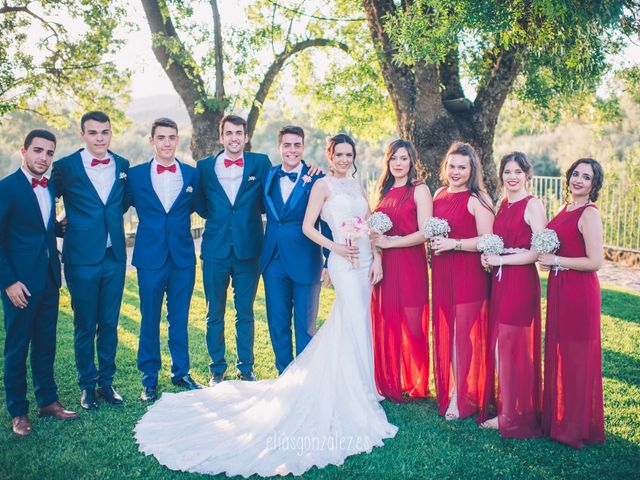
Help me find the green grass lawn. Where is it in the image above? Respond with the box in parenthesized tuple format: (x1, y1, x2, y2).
(1, 270, 639, 479)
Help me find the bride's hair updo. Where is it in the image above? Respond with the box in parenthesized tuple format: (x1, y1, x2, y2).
(326, 134, 357, 177)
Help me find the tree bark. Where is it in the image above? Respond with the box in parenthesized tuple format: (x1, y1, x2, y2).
(362, 0, 525, 200)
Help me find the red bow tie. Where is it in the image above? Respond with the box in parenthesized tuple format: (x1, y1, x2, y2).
(224, 158, 243, 168)
(91, 158, 110, 167)
(32, 177, 48, 189)
(157, 163, 176, 174)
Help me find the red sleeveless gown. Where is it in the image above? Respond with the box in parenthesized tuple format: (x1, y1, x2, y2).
(371, 186, 430, 402)
(431, 190, 489, 418)
(478, 196, 542, 437)
(543, 204, 605, 448)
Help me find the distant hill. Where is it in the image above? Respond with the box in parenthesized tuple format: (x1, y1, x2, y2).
(127, 95, 190, 126)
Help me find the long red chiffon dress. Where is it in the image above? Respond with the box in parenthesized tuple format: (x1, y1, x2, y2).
(431, 189, 489, 418)
(371, 185, 430, 402)
(478, 196, 542, 437)
(543, 204, 605, 448)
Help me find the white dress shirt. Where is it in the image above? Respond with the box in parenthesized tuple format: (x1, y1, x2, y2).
(279, 162, 303, 203)
(21, 166, 51, 228)
(150, 159, 183, 213)
(214, 153, 244, 205)
(80, 148, 115, 247)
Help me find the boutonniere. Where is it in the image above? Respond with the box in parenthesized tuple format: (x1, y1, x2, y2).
(248, 176, 256, 182)
(302, 174, 312, 185)
(185, 185, 193, 193)
(119, 172, 127, 180)
(55, 197, 60, 204)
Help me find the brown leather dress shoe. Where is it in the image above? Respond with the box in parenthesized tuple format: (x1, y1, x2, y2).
(12, 415, 32, 436)
(38, 400, 79, 420)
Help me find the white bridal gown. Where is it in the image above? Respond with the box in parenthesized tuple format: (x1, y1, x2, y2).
(134, 176, 397, 477)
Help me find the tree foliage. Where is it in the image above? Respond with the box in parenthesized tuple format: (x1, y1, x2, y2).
(0, 0, 131, 127)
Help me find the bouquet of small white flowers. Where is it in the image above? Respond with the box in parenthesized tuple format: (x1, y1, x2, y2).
(423, 217, 450, 239)
(367, 212, 393, 234)
(531, 228, 561, 275)
(339, 216, 369, 269)
(477, 233, 505, 274)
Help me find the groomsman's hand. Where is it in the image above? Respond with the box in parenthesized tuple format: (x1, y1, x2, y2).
(306, 164, 324, 176)
(321, 268, 332, 288)
(5, 281, 31, 309)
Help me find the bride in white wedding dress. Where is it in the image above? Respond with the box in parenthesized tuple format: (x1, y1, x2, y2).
(134, 134, 397, 477)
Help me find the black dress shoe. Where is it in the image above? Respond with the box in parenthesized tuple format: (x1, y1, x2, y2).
(80, 389, 98, 411)
(97, 386, 124, 405)
(238, 372, 257, 382)
(172, 374, 203, 390)
(208, 373, 225, 387)
(140, 385, 157, 402)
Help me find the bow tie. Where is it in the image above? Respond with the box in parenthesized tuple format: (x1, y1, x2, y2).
(91, 158, 110, 167)
(157, 163, 176, 174)
(224, 158, 243, 168)
(277, 169, 298, 183)
(32, 177, 48, 189)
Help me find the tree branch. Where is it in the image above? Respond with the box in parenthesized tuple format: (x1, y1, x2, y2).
(439, 46, 465, 100)
(246, 38, 349, 137)
(209, 0, 225, 102)
(473, 45, 526, 134)
(140, 0, 210, 117)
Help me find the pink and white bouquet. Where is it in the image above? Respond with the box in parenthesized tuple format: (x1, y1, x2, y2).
(339, 216, 368, 269)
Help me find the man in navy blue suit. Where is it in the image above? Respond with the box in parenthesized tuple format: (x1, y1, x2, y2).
(51, 111, 129, 410)
(261, 126, 328, 374)
(196, 115, 272, 385)
(0, 130, 79, 436)
(126, 118, 202, 402)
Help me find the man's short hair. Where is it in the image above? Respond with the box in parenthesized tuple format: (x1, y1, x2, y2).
(23, 129, 57, 150)
(218, 114, 247, 137)
(278, 125, 305, 145)
(80, 111, 111, 132)
(151, 117, 178, 137)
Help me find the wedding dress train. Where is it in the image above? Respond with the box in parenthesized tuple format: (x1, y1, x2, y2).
(134, 176, 397, 477)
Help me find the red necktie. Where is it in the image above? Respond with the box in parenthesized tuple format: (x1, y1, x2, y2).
(157, 164, 177, 174)
(224, 158, 243, 168)
(91, 158, 110, 167)
(32, 177, 48, 189)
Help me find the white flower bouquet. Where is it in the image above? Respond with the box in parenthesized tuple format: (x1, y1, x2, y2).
(477, 233, 505, 273)
(532, 228, 562, 275)
(423, 217, 450, 239)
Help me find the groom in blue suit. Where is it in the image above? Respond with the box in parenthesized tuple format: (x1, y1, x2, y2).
(261, 126, 327, 374)
(51, 111, 129, 410)
(196, 115, 272, 385)
(126, 118, 202, 402)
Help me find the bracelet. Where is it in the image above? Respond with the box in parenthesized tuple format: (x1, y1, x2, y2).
(554, 255, 560, 268)
(455, 239, 462, 251)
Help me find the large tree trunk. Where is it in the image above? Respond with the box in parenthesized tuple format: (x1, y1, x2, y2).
(362, 0, 524, 201)
(190, 111, 223, 160)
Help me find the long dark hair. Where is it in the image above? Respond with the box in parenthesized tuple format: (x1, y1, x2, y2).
(375, 139, 420, 206)
(326, 134, 357, 177)
(565, 157, 604, 202)
(439, 141, 493, 212)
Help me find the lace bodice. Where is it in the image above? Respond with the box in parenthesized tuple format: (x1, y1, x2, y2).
(321, 176, 370, 244)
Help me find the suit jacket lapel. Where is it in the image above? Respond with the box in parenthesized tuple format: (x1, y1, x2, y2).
(281, 163, 308, 218)
(106, 152, 122, 204)
(263, 167, 280, 222)
(168, 159, 189, 214)
(72, 150, 103, 202)
(143, 159, 166, 212)
(16, 170, 46, 232)
(233, 154, 252, 204)
(208, 152, 232, 208)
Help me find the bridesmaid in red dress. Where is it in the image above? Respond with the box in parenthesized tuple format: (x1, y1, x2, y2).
(538, 158, 606, 449)
(370, 140, 432, 402)
(429, 142, 494, 420)
(478, 152, 547, 436)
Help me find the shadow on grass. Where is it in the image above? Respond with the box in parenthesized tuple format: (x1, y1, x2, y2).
(603, 348, 640, 388)
(601, 287, 640, 324)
